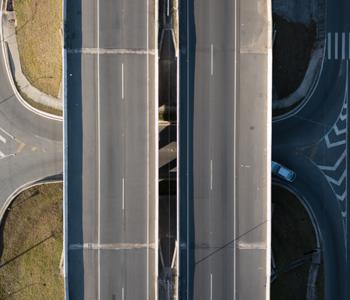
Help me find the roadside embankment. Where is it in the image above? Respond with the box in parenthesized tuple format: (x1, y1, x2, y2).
(0, 183, 64, 299)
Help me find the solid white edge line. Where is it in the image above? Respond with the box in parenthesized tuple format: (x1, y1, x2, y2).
(176, 0, 180, 295)
(233, 0, 238, 298)
(210, 273, 213, 300)
(266, 0, 273, 299)
(62, 0, 69, 297)
(155, 0, 160, 296)
(122, 287, 125, 300)
(97, 0, 101, 298)
(146, 0, 150, 297)
(186, 0, 190, 297)
(154, 0, 159, 297)
(349, 33, 350, 60)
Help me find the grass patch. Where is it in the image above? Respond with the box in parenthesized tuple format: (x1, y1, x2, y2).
(0, 183, 64, 299)
(14, 0, 62, 98)
(271, 184, 324, 300)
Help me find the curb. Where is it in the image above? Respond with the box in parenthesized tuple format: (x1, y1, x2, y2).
(0, 176, 63, 225)
(0, 7, 63, 122)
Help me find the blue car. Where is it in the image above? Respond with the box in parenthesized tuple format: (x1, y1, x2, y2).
(271, 161, 296, 182)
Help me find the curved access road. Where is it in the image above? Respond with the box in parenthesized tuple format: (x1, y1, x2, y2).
(0, 27, 63, 220)
(273, 1, 350, 299)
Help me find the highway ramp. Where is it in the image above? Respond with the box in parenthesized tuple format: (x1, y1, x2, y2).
(65, 0, 157, 298)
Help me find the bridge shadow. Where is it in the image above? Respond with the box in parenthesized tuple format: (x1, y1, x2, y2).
(65, 0, 84, 298)
(178, 0, 195, 298)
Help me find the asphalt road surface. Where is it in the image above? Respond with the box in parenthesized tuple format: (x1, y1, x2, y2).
(0, 25, 62, 218)
(66, 0, 157, 299)
(272, 1, 350, 298)
(179, 0, 270, 299)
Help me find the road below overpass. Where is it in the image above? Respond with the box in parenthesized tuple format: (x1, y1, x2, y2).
(65, 0, 157, 299)
(179, 0, 271, 299)
(272, 0, 350, 298)
(0, 17, 62, 219)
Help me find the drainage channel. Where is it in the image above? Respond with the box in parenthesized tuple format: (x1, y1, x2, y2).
(158, 0, 179, 299)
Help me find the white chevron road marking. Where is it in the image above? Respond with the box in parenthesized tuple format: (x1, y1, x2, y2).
(318, 151, 346, 171)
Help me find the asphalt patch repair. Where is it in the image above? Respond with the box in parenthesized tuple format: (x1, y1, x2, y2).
(273, 13, 317, 99)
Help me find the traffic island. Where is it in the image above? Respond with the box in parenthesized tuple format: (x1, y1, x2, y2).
(272, 0, 325, 118)
(1, 0, 63, 117)
(271, 184, 324, 300)
(0, 183, 64, 299)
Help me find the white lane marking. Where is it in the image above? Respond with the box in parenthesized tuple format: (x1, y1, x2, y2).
(349, 33, 350, 59)
(97, 0, 101, 298)
(325, 170, 347, 186)
(328, 32, 331, 60)
(186, 0, 190, 296)
(146, 0, 150, 296)
(67, 48, 156, 55)
(325, 135, 346, 148)
(0, 127, 14, 140)
(69, 243, 156, 250)
(0, 152, 15, 160)
(237, 241, 267, 249)
(318, 150, 346, 171)
(210, 159, 213, 190)
(210, 44, 214, 76)
(122, 63, 125, 100)
(122, 288, 125, 300)
(122, 178, 125, 211)
(334, 123, 347, 135)
(343, 32, 346, 60)
(210, 273, 213, 300)
(167, 0, 170, 16)
(233, 0, 238, 298)
(335, 32, 339, 60)
(0, 134, 6, 144)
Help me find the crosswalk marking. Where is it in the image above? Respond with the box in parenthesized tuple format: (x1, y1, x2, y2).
(327, 32, 350, 60)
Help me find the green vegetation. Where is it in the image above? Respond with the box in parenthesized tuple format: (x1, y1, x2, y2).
(0, 183, 64, 299)
(14, 0, 62, 99)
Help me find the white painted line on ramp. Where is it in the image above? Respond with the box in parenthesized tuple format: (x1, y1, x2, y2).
(122, 287, 125, 300)
(97, 0, 101, 298)
(0, 134, 6, 144)
(0, 127, 14, 140)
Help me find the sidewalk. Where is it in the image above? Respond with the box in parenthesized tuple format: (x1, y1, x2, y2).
(2, 11, 62, 112)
